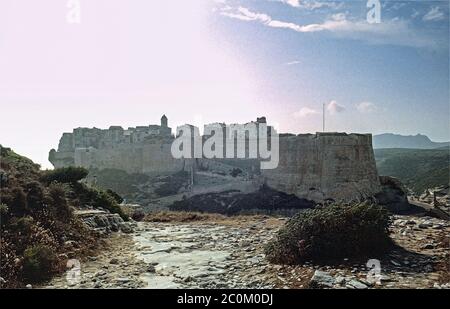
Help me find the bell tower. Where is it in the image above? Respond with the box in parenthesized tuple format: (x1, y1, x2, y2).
(161, 114, 168, 127)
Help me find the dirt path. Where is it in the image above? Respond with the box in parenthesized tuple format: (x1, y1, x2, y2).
(41, 215, 449, 289)
(42, 217, 287, 289)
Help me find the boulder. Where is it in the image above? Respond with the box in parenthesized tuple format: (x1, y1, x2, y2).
(375, 176, 411, 212)
(310, 270, 335, 289)
(75, 210, 134, 235)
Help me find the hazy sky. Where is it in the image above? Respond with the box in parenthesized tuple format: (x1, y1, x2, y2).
(0, 0, 449, 168)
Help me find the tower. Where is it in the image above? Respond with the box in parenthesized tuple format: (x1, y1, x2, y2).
(161, 114, 168, 127)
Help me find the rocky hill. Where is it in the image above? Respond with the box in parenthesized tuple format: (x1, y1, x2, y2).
(373, 133, 449, 149)
(374, 148, 450, 195)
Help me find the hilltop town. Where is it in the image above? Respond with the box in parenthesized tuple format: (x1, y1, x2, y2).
(49, 115, 381, 205)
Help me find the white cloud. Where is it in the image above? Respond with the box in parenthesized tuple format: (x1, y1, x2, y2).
(278, 0, 300, 8)
(411, 9, 420, 19)
(356, 102, 377, 113)
(276, 0, 343, 10)
(327, 100, 345, 114)
(221, 7, 348, 33)
(219, 6, 441, 49)
(221, 7, 271, 22)
(294, 107, 319, 118)
(285, 60, 301, 65)
(423, 6, 445, 22)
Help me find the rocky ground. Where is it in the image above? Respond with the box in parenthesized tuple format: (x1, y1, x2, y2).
(40, 214, 449, 289)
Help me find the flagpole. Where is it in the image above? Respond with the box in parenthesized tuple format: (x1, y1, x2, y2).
(323, 102, 325, 132)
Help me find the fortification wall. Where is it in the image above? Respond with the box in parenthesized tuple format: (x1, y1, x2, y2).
(141, 143, 184, 174)
(50, 125, 381, 202)
(72, 143, 183, 175)
(262, 133, 381, 202)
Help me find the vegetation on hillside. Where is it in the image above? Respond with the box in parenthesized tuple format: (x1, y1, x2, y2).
(375, 148, 450, 194)
(0, 146, 126, 287)
(154, 171, 189, 197)
(265, 202, 392, 264)
(89, 168, 190, 202)
(41, 166, 88, 184)
(169, 186, 315, 215)
(88, 168, 149, 200)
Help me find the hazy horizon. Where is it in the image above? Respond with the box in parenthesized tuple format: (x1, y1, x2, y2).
(1, 0, 449, 168)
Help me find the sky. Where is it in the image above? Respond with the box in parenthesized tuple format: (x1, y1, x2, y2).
(0, 0, 449, 168)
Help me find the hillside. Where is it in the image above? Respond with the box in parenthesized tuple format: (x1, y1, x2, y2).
(373, 133, 449, 149)
(374, 148, 450, 194)
(0, 145, 126, 288)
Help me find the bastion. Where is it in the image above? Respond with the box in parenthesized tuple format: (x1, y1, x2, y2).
(261, 133, 381, 202)
(49, 116, 381, 202)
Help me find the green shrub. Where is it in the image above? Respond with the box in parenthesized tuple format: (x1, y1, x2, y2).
(106, 189, 124, 204)
(41, 167, 88, 184)
(0, 203, 9, 226)
(7, 217, 59, 255)
(9, 216, 35, 235)
(92, 189, 125, 218)
(154, 171, 189, 197)
(9, 187, 28, 215)
(0, 238, 19, 287)
(47, 182, 72, 221)
(22, 245, 58, 283)
(25, 181, 45, 209)
(88, 168, 149, 198)
(74, 183, 128, 221)
(265, 202, 392, 264)
(230, 168, 243, 178)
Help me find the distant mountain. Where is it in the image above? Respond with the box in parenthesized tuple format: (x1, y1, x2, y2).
(373, 133, 450, 149)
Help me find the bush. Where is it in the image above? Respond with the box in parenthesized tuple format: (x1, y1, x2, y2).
(0, 238, 19, 287)
(9, 187, 28, 215)
(47, 182, 72, 221)
(0, 203, 9, 226)
(265, 202, 392, 264)
(88, 168, 149, 198)
(25, 181, 45, 209)
(106, 189, 124, 204)
(22, 245, 58, 283)
(8, 216, 35, 235)
(154, 171, 189, 197)
(92, 189, 126, 219)
(0, 169, 8, 187)
(230, 168, 243, 178)
(7, 217, 59, 255)
(74, 183, 128, 221)
(41, 167, 88, 184)
(131, 209, 145, 222)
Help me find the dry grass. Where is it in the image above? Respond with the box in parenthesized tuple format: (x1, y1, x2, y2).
(144, 211, 226, 223)
(120, 205, 137, 217)
(143, 210, 285, 227)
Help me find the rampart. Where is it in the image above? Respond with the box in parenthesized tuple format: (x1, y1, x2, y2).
(49, 117, 381, 202)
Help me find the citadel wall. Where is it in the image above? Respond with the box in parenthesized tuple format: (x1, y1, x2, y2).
(72, 144, 183, 175)
(49, 118, 381, 202)
(262, 133, 381, 202)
